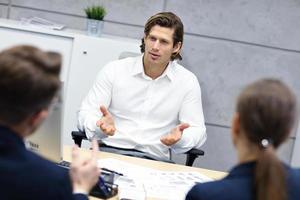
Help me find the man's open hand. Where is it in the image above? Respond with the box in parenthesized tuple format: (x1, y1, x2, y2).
(160, 123, 190, 146)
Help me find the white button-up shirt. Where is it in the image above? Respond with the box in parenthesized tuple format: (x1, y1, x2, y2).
(78, 55, 206, 160)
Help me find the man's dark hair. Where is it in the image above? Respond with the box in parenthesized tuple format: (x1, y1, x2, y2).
(0, 45, 61, 125)
(140, 12, 184, 61)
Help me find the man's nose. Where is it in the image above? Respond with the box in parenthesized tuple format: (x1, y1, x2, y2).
(152, 40, 160, 50)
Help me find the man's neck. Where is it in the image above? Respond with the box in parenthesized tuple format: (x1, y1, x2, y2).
(143, 57, 169, 80)
(6, 121, 30, 138)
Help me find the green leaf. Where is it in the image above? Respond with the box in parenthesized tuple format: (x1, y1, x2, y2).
(84, 5, 106, 20)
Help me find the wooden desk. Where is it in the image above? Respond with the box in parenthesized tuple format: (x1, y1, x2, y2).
(63, 146, 227, 200)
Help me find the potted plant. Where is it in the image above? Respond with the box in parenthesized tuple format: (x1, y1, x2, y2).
(85, 5, 106, 36)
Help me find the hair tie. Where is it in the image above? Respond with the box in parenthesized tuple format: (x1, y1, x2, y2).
(261, 139, 270, 148)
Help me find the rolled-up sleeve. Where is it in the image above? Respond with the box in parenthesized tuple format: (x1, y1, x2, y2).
(171, 75, 206, 154)
(77, 63, 115, 140)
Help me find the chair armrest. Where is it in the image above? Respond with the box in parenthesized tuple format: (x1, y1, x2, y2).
(71, 131, 87, 147)
(184, 148, 205, 167)
(185, 148, 204, 156)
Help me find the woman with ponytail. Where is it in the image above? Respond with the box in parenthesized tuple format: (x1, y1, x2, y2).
(186, 78, 300, 200)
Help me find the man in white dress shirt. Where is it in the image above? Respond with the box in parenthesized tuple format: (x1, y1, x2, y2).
(78, 12, 206, 161)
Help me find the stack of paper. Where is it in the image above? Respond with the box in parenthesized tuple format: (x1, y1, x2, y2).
(98, 158, 212, 200)
(20, 17, 65, 30)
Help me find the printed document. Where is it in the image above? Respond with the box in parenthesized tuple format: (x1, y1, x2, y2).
(98, 158, 212, 200)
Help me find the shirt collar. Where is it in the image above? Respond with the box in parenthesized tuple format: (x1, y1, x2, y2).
(131, 55, 144, 76)
(131, 54, 176, 82)
(163, 61, 175, 82)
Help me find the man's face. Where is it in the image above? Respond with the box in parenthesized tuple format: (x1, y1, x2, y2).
(143, 25, 181, 67)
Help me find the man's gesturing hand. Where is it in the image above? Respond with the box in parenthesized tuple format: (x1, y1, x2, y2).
(70, 139, 100, 194)
(160, 123, 190, 146)
(96, 106, 116, 136)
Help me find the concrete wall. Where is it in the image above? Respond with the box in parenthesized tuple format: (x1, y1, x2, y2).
(0, 1, 8, 18)
(1, 0, 300, 171)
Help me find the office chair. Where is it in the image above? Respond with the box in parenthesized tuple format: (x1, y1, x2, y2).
(71, 131, 204, 166)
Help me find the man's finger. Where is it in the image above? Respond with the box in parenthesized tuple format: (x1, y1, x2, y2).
(96, 120, 102, 127)
(179, 123, 190, 132)
(71, 145, 80, 164)
(160, 137, 171, 146)
(100, 106, 109, 116)
(106, 131, 114, 136)
(160, 137, 166, 144)
(100, 123, 106, 130)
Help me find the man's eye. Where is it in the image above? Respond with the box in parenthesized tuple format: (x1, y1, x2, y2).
(149, 37, 156, 41)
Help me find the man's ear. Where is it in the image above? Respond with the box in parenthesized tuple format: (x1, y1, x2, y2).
(172, 41, 182, 55)
(29, 109, 49, 127)
(231, 112, 241, 146)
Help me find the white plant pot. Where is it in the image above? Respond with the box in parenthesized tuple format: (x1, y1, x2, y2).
(86, 19, 103, 37)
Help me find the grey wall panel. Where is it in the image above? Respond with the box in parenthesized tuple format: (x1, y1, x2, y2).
(173, 125, 236, 172)
(12, 0, 165, 26)
(9, 7, 87, 30)
(103, 22, 143, 39)
(166, 0, 300, 51)
(277, 138, 295, 164)
(195, 126, 236, 171)
(180, 34, 300, 127)
(291, 122, 300, 167)
(96, 0, 164, 25)
(12, 0, 91, 16)
(0, 0, 9, 3)
(0, 5, 8, 18)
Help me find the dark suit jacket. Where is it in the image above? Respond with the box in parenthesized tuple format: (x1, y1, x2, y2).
(186, 161, 300, 200)
(0, 126, 87, 200)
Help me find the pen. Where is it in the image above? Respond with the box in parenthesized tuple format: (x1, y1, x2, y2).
(101, 167, 124, 176)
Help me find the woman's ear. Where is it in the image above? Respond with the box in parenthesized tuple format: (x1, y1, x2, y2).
(231, 112, 241, 147)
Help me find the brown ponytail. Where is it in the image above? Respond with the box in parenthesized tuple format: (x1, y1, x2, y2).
(255, 145, 286, 200)
(237, 79, 297, 200)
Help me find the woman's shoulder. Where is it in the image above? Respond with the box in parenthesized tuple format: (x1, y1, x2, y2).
(287, 167, 300, 184)
(186, 174, 253, 200)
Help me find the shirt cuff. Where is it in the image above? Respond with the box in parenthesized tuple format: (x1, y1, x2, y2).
(73, 188, 88, 195)
(84, 116, 107, 140)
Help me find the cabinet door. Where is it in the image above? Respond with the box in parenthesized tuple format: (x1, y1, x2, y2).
(63, 35, 140, 145)
(0, 26, 73, 83)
